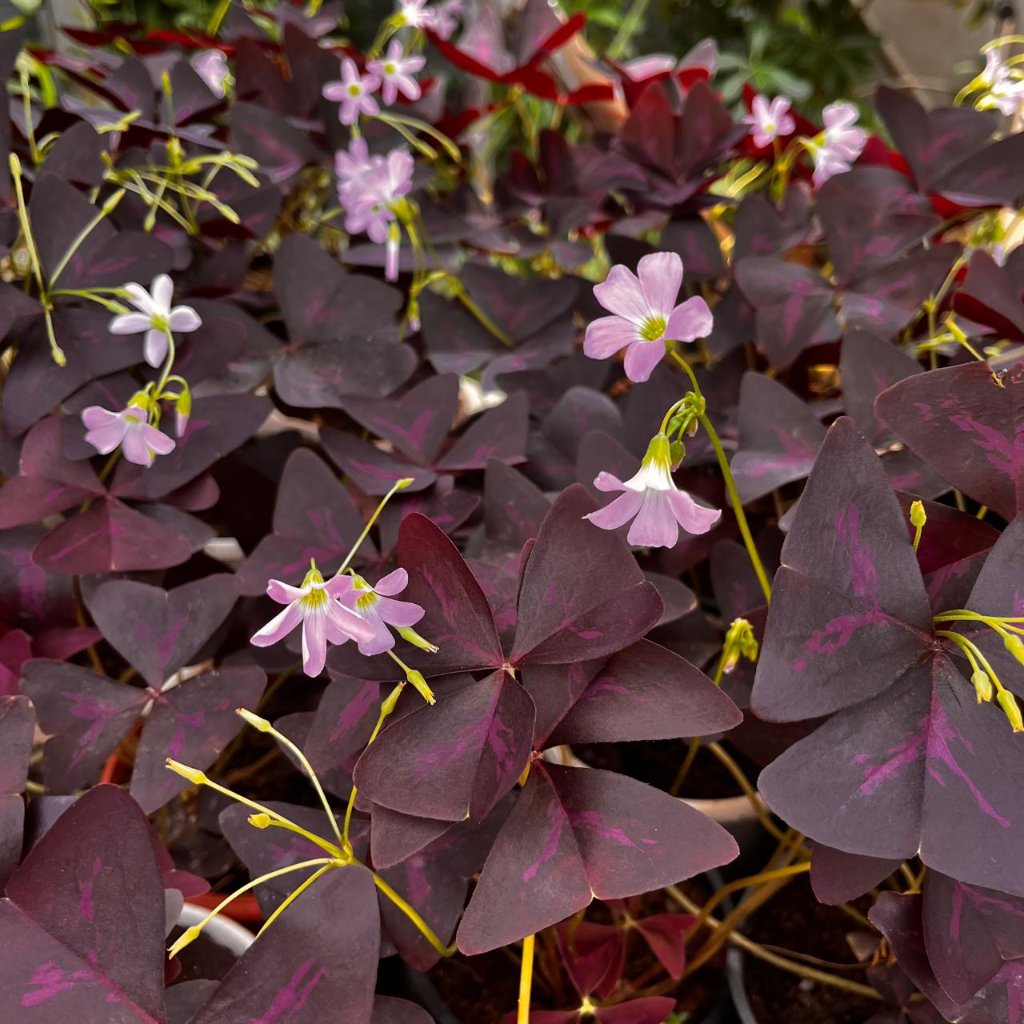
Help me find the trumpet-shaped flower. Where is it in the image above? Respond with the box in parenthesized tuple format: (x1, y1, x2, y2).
(584, 433, 721, 548)
(250, 563, 376, 678)
(744, 94, 795, 148)
(192, 50, 229, 96)
(323, 58, 380, 126)
(367, 40, 426, 105)
(584, 252, 713, 383)
(108, 274, 202, 367)
(335, 569, 426, 655)
(81, 401, 176, 467)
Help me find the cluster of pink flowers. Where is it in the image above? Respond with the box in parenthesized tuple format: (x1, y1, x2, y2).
(81, 275, 201, 467)
(397, 0, 462, 37)
(582, 252, 721, 549)
(322, 44, 425, 126)
(741, 94, 867, 187)
(335, 138, 415, 279)
(251, 563, 426, 677)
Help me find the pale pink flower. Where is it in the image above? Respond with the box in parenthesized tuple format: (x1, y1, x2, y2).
(109, 274, 201, 367)
(323, 58, 380, 126)
(980, 52, 1024, 116)
(808, 101, 867, 186)
(250, 563, 375, 678)
(397, 0, 431, 28)
(367, 40, 426, 105)
(584, 252, 713, 383)
(335, 137, 380, 199)
(425, 0, 461, 38)
(585, 434, 721, 548)
(81, 401, 176, 467)
(191, 50, 229, 96)
(341, 147, 414, 244)
(744, 95, 795, 149)
(334, 569, 425, 656)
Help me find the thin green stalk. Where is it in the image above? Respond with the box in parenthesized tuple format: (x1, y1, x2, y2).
(256, 863, 337, 937)
(337, 478, 412, 574)
(518, 933, 536, 1024)
(670, 350, 771, 602)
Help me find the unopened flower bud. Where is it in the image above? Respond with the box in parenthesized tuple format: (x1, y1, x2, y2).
(237, 708, 271, 732)
(168, 925, 201, 959)
(669, 440, 686, 468)
(997, 689, 1024, 733)
(396, 625, 438, 653)
(909, 500, 927, 529)
(166, 758, 208, 785)
(175, 389, 191, 438)
(1003, 633, 1024, 666)
(396, 477, 415, 491)
(248, 812, 272, 829)
(972, 669, 994, 703)
(406, 669, 436, 706)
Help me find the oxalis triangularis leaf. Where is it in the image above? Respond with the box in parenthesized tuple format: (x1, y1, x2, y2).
(751, 416, 1024, 897)
(332, 485, 741, 953)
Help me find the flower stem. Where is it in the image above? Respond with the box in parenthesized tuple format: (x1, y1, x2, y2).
(337, 477, 413, 575)
(517, 933, 536, 1024)
(255, 863, 337, 938)
(669, 349, 771, 603)
(371, 871, 457, 957)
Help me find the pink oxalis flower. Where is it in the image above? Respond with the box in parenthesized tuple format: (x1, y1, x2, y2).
(108, 274, 202, 367)
(335, 569, 427, 655)
(323, 58, 380, 126)
(250, 562, 376, 678)
(584, 252, 713, 383)
(367, 40, 426, 105)
(81, 401, 176, 467)
(809, 101, 867, 186)
(191, 50, 229, 96)
(743, 94, 795, 148)
(585, 433, 721, 548)
(397, 0, 461, 37)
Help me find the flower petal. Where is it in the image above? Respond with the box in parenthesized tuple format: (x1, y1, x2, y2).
(636, 252, 683, 315)
(144, 328, 168, 367)
(627, 490, 679, 548)
(302, 610, 328, 677)
(622, 340, 665, 383)
(666, 296, 713, 343)
(123, 283, 156, 315)
(584, 490, 644, 531)
(324, 575, 356, 599)
(251, 601, 304, 647)
(267, 580, 305, 604)
(593, 471, 627, 493)
(376, 596, 424, 628)
(372, 568, 408, 596)
(327, 600, 378, 644)
(121, 426, 156, 466)
(81, 406, 121, 431)
(593, 264, 648, 323)
(142, 424, 176, 457)
(169, 306, 202, 332)
(84, 420, 128, 455)
(150, 274, 173, 315)
(583, 315, 639, 360)
(667, 490, 722, 536)
(109, 312, 152, 335)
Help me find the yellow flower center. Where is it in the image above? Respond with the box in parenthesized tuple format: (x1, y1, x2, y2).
(348, 83, 361, 97)
(384, 62, 396, 75)
(639, 315, 667, 342)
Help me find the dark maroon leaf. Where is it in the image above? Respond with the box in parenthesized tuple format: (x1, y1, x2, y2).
(111, 394, 271, 501)
(436, 391, 529, 471)
(596, 997, 677, 1024)
(548, 640, 740, 745)
(457, 762, 737, 953)
(130, 665, 265, 813)
(0, 786, 166, 1022)
(752, 418, 933, 721)
(229, 101, 322, 182)
(32, 497, 193, 575)
(732, 190, 811, 262)
(482, 460, 551, 554)
(510, 486, 663, 666)
(341, 374, 460, 465)
(635, 914, 693, 981)
(734, 258, 840, 369)
(187, 866, 380, 1024)
(922, 871, 1024, 1003)
(370, 805, 455, 870)
(730, 372, 826, 503)
(319, 429, 437, 495)
(372, 996, 433, 1024)
(84, 575, 237, 686)
(954, 250, 1024, 341)
(236, 448, 370, 595)
(0, 695, 33, 795)
(875, 359, 1024, 521)
(354, 670, 535, 822)
(810, 843, 901, 905)
(21, 660, 148, 793)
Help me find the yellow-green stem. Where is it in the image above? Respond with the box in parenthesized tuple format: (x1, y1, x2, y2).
(371, 871, 457, 957)
(337, 478, 411, 574)
(518, 933, 536, 1024)
(256, 862, 337, 937)
(670, 350, 771, 603)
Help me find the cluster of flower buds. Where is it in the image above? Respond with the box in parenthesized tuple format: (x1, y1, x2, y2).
(82, 274, 199, 466)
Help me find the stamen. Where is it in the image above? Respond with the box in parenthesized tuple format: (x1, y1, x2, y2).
(638, 314, 667, 342)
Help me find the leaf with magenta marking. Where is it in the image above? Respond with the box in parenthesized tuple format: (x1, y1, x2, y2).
(456, 762, 737, 954)
(875, 359, 1024, 521)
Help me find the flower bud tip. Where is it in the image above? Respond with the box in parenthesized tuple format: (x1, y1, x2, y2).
(168, 925, 201, 958)
(396, 477, 415, 490)
(909, 500, 927, 529)
(248, 812, 272, 829)
(166, 758, 208, 785)
(237, 707, 271, 732)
